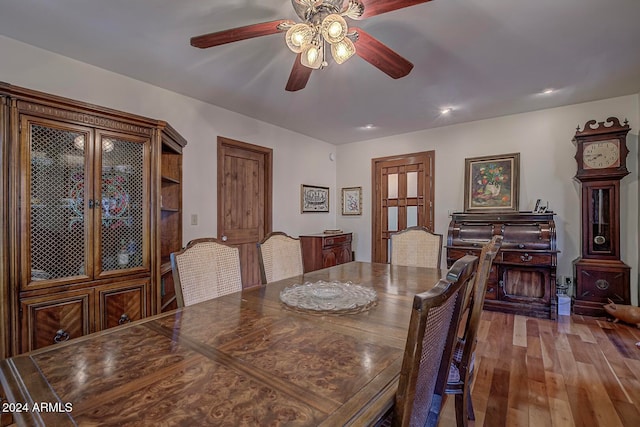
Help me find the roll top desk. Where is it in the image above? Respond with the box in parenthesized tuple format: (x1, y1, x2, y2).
(446, 212, 558, 319)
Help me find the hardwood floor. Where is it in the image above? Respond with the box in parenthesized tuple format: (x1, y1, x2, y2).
(438, 311, 640, 426)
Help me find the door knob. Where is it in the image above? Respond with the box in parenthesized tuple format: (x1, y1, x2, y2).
(221, 235, 228, 242)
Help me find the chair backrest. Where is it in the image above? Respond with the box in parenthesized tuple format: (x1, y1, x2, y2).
(394, 255, 478, 427)
(391, 226, 443, 268)
(455, 235, 503, 379)
(256, 232, 304, 284)
(170, 237, 242, 307)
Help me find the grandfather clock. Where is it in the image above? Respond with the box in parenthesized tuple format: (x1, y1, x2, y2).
(573, 117, 631, 316)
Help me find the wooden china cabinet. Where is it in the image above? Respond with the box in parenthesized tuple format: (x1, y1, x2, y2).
(0, 83, 186, 357)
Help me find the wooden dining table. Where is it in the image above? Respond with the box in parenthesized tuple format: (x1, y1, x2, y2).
(0, 261, 442, 426)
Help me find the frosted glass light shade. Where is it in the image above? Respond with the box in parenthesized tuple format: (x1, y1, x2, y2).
(331, 38, 355, 64)
(301, 43, 323, 69)
(321, 14, 347, 44)
(285, 23, 313, 53)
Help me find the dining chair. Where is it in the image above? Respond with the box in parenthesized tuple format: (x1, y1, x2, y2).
(170, 237, 242, 307)
(256, 232, 304, 284)
(447, 235, 503, 427)
(390, 226, 443, 268)
(389, 254, 478, 427)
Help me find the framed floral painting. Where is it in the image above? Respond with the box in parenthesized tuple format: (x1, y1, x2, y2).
(463, 153, 520, 212)
(341, 187, 362, 215)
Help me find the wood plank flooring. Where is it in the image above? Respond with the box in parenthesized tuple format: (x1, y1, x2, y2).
(438, 311, 640, 426)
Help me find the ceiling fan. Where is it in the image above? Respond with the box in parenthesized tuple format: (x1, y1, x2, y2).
(190, 0, 433, 91)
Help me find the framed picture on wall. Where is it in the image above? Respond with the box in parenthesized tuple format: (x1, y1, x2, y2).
(301, 184, 329, 213)
(463, 153, 520, 212)
(341, 187, 362, 215)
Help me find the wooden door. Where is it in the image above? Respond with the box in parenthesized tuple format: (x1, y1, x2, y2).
(372, 151, 435, 263)
(218, 137, 272, 289)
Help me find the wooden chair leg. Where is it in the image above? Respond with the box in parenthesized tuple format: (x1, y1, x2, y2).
(454, 394, 465, 427)
(465, 387, 475, 421)
(455, 387, 476, 427)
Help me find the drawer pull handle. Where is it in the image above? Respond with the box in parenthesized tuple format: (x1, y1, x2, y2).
(487, 287, 494, 294)
(119, 314, 131, 325)
(54, 329, 70, 343)
(518, 244, 525, 249)
(520, 253, 533, 262)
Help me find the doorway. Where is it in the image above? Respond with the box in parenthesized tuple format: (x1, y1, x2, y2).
(217, 137, 272, 288)
(371, 151, 435, 263)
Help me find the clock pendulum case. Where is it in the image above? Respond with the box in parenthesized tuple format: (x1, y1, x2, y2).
(572, 117, 631, 316)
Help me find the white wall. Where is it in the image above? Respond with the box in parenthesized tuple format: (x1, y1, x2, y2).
(337, 96, 639, 305)
(0, 36, 338, 243)
(2, 35, 638, 304)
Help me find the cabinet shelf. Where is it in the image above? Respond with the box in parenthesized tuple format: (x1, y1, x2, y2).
(158, 122, 186, 314)
(161, 175, 180, 184)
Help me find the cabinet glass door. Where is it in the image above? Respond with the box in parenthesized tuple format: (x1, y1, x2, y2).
(24, 118, 93, 288)
(94, 131, 149, 277)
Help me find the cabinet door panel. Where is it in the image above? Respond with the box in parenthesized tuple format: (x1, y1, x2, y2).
(94, 130, 151, 279)
(499, 267, 550, 303)
(322, 249, 337, 268)
(21, 290, 93, 353)
(96, 279, 150, 330)
(20, 116, 94, 290)
(337, 245, 352, 264)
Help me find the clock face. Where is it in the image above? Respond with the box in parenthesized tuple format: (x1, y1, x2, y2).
(583, 139, 620, 169)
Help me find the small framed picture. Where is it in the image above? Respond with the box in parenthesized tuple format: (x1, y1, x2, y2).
(301, 184, 329, 213)
(341, 187, 362, 215)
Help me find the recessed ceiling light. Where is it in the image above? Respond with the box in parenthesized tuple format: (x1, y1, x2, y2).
(362, 124, 375, 130)
(541, 88, 555, 94)
(440, 107, 453, 115)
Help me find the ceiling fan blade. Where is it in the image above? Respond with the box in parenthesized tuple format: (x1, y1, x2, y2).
(352, 28, 414, 79)
(286, 54, 313, 92)
(355, 0, 433, 19)
(191, 19, 294, 48)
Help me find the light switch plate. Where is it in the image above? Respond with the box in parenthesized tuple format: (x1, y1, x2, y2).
(190, 214, 198, 226)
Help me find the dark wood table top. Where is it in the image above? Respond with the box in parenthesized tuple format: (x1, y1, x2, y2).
(0, 262, 442, 426)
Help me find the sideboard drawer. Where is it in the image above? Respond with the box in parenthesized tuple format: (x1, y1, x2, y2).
(501, 252, 553, 266)
(323, 234, 352, 247)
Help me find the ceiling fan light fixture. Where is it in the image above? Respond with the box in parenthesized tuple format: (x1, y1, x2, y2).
(321, 14, 348, 44)
(286, 23, 313, 53)
(331, 38, 355, 64)
(301, 43, 324, 69)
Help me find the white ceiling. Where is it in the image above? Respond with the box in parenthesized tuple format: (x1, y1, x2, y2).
(1, 0, 639, 145)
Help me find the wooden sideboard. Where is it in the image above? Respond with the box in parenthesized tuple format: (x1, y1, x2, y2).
(446, 212, 558, 319)
(300, 232, 353, 272)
